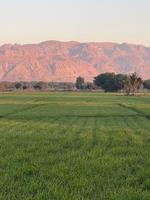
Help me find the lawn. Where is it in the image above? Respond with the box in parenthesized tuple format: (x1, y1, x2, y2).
(0, 92, 150, 200)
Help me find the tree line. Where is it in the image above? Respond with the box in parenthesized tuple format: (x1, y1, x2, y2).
(0, 81, 76, 92)
(76, 72, 150, 95)
(0, 72, 149, 94)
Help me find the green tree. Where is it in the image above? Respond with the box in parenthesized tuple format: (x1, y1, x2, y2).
(94, 73, 115, 92)
(143, 79, 150, 89)
(114, 74, 129, 91)
(94, 73, 128, 92)
(76, 76, 85, 89)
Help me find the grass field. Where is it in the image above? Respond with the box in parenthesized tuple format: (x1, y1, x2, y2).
(0, 92, 150, 200)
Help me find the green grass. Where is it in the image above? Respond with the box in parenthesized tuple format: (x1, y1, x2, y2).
(0, 92, 150, 200)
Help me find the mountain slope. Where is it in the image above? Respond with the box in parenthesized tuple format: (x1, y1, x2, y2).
(0, 41, 150, 82)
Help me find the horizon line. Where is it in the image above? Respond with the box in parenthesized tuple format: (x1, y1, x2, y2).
(0, 40, 149, 48)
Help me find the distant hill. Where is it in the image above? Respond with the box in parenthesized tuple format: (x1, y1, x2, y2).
(0, 40, 149, 82)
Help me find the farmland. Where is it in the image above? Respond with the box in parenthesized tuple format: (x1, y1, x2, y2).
(0, 92, 150, 200)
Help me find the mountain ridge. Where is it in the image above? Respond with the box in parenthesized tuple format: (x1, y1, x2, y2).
(0, 40, 150, 82)
(0, 40, 149, 47)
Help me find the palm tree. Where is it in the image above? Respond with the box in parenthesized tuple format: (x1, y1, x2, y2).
(125, 73, 143, 95)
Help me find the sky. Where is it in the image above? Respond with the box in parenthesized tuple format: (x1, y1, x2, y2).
(0, 0, 150, 46)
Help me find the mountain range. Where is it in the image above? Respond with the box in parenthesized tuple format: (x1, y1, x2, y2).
(0, 40, 150, 82)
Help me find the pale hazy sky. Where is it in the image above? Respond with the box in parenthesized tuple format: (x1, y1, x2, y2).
(0, 0, 150, 46)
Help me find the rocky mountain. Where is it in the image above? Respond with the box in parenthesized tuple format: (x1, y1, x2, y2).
(0, 40, 149, 82)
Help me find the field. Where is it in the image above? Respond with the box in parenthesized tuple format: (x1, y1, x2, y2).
(0, 92, 150, 200)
